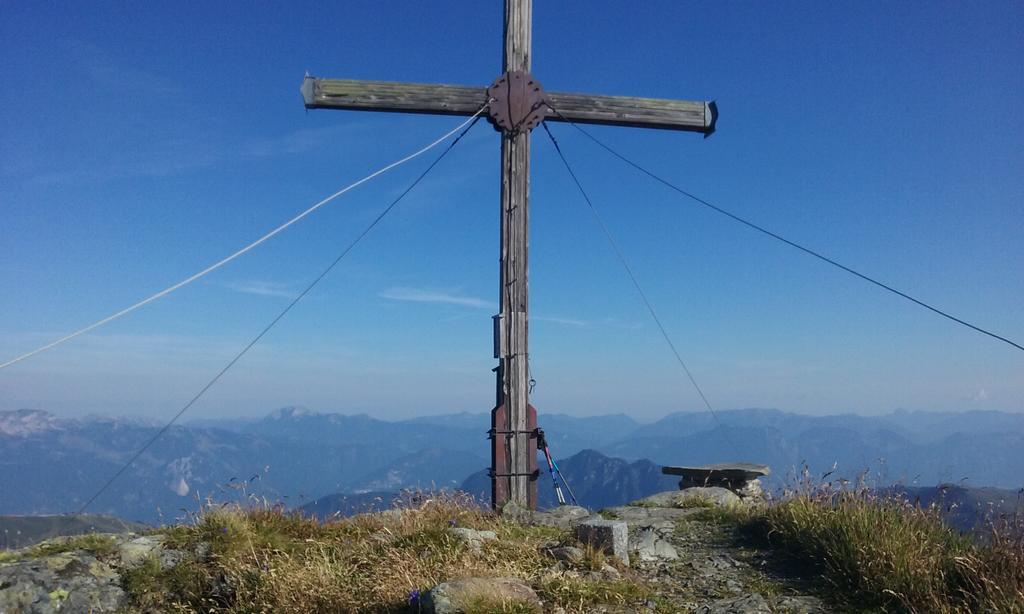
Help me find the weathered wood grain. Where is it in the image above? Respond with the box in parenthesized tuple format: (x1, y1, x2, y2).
(301, 77, 487, 117)
(545, 91, 717, 134)
(496, 0, 537, 511)
(302, 77, 716, 134)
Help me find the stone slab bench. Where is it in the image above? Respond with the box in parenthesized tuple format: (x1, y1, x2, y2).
(662, 463, 769, 482)
(662, 463, 770, 496)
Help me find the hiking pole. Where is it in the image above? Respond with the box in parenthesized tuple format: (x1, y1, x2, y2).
(536, 428, 578, 506)
(550, 452, 578, 506)
(537, 429, 566, 505)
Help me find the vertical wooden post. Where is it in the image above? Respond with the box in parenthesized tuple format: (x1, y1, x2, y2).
(491, 0, 537, 511)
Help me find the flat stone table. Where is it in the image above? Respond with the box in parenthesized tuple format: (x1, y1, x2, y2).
(662, 463, 770, 493)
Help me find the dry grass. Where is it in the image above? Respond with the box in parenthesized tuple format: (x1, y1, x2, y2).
(739, 479, 1024, 613)
(456, 594, 540, 613)
(123, 492, 658, 613)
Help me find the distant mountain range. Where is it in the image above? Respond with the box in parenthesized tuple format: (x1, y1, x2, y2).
(889, 484, 1024, 533)
(1, 406, 1022, 525)
(461, 449, 679, 510)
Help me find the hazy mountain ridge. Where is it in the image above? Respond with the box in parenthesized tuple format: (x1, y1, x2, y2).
(3, 407, 1023, 525)
(888, 484, 1024, 533)
(461, 449, 678, 510)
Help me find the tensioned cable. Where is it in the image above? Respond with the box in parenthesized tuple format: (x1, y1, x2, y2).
(66, 114, 484, 521)
(545, 107, 1024, 354)
(0, 105, 490, 371)
(541, 123, 740, 452)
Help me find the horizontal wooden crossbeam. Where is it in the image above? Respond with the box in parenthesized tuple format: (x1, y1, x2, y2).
(301, 77, 717, 135)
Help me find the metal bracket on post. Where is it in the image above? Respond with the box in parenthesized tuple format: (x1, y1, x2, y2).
(492, 314, 503, 359)
(487, 70, 547, 134)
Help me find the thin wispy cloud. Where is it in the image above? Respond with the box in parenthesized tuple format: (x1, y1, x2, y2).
(379, 287, 494, 310)
(218, 280, 295, 299)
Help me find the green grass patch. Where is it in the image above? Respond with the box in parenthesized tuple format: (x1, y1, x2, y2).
(26, 534, 118, 559)
(676, 496, 717, 509)
(741, 489, 1024, 613)
(687, 505, 748, 525)
(537, 575, 653, 611)
(494, 521, 564, 543)
(121, 554, 217, 611)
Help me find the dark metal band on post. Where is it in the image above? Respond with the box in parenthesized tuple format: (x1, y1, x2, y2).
(488, 470, 541, 478)
(487, 428, 538, 437)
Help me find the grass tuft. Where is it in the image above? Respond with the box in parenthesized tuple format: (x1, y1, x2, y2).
(676, 495, 718, 509)
(536, 575, 653, 611)
(457, 594, 540, 613)
(740, 484, 1024, 613)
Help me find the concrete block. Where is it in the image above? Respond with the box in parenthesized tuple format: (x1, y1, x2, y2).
(574, 518, 629, 566)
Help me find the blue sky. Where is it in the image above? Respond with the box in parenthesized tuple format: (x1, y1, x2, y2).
(1, 1, 1021, 421)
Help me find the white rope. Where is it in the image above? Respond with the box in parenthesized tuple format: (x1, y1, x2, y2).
(1, 105, 490, 371)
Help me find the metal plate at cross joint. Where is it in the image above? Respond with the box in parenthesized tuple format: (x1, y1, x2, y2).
(487, 70, 547, 133)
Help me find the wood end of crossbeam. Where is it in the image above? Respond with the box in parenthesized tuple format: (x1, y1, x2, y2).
(705, 100, 718, 137)
(300, 75, 317, 107)
(543, 91, 717, 135)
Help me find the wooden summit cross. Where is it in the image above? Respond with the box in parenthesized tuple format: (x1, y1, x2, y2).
(301, 0, 716, 511)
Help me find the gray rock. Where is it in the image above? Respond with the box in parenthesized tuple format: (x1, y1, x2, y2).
(770, 595, 829, 613)
(574, 519, 629, 566)
(548, 546, 583, 563)
(687, 553, 742, 577)
(631, 528, 678, 562)
(632, 487, 740, 509)
(499, 502, 533, 524)
(117, 535, 181, 570)
(424, 577, 541, 613)
(600, 563, 621, 580)
(0, 552, 126, 614)
(531, 505, 590, 529)
(735, 479, 763, 499)
(118, 535, 159, 569)
(582, 562, 623, 582)
(601, 505, 699, 523)
(446, 528, 496, 553)
(697, 593, 772, 614)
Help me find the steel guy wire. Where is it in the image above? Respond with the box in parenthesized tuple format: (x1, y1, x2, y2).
(544, 106, 1023, 355)
(1, 105, 490, 371)
(541, 122, 741, 455)
(63, 114, 485, 522)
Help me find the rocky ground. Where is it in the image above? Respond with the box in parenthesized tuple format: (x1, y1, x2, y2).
(0, 489, 836, 613)
(0, 534, 175, 613)
(522, 488, 832, 614)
